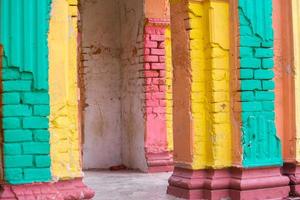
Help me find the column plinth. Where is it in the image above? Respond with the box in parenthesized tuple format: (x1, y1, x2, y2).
(0, 178, 94, 200)
(168, 167, 289, 200)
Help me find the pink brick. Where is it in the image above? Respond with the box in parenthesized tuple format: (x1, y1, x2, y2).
(146, 100, 159, 107)
(144, 41, 158, 48)
(153, 107, 166, 114)
(152, 78, 165, 85)
(144, 48, 150, 55)
(159, 85, 166, 92)
(145, 92, 152, 99)
(151, 63, 165, 70)
(144, 34, 150, 41)
(160, 100, 167, 106)
(152, 92, 165, 99)
(145, 63, 151, 70)
(160, 70, 166, 77)
(146, 78, 152, 85)
(159, 56, 165, 62)
(150, 34, 165, 42)
(146, 107, 153, 113)
(145, 26, 157, 34)
(158, 42, 165, 49)
(144, 55, 159, 62)
(144, 70, 159, 77)
(145, 85, 159, 92)
(151, 48, 165, 55)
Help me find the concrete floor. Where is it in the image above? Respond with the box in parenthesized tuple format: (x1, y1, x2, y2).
(84, 170, 182, 200)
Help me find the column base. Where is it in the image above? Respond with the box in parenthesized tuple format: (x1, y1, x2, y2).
(230, 167, 290, 200)
(167, 167, 231, 199)
(167, 167, 290, 200)
(282, 163, 300, 197)
(146, 151, 174, 173)
(0, 178, 95, 200)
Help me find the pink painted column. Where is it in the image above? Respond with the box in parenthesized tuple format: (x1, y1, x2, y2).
(144, 19, 173, 172)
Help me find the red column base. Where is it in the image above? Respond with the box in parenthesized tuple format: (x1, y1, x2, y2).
(167, 167, 290, 200)
(146, 151, 174, 173)
(282, 163, 300, 197)
(0, 178, 95, 200)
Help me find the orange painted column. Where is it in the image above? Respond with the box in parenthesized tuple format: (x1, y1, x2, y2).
(273, 0, 295, 164)
(281, 0, 300, 196)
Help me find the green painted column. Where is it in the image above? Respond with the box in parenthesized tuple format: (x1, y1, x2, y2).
(0, 0, 52, 184)
(239, 0, 282, 167)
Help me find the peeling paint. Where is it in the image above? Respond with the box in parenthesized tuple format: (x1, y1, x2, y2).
(188, 0, 232, 169)
(49, 0, 82, 179)
(239, 0, 282, 167)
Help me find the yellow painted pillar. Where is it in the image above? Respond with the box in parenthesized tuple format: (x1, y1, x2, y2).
(48, 0, 82, 179)
(167, 0, 232, 198)
(165, 26, 174, 152)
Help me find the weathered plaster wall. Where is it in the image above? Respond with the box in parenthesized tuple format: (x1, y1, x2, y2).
(0, 0, 52, 184)
(292, 0, 300, 162)
(238, 0, 282, 167)
(49, 0, 82, 179)
(81, 0, 123, 169)
(119, 0, 148, 171)
(145, 0, 170, 19)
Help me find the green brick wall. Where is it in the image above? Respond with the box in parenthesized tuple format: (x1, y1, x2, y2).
(0, 0, 52, 184)
(239, 0, 282, 167)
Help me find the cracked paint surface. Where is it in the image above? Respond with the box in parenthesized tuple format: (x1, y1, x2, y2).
(239, 0, 282, 167)
(49, 0, 82, 179)
(0, 0, 52, 184)
(188, 0, 232, 169)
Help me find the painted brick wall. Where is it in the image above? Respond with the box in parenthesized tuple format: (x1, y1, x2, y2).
(0, 0, 52, 184)
(144, 21, 168, 154)
(49, 0, 82, 179)
(143, 19, 173, 169)
(188, 1, 232, 169)
(238, 0, 282, 167)
(165, 27, 173, 152)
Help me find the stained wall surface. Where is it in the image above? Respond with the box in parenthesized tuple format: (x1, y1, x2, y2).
(49, 0, 82, 179)
(119, 0, 148, 171)
(81, 0, 123, 169)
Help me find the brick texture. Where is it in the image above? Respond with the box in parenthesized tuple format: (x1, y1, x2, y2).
(143, 19, 173, 170)
(239, 0, 282, 167)
(0, 1, 52, 184)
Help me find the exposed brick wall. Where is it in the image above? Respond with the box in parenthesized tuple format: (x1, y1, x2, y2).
(186, 1, 232, 169)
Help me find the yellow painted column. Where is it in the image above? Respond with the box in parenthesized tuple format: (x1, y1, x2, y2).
(292, 0, 300, 162)
(188, 0, 231, 169)
(49, 0, 82, 179)
(165, 26, 174, 152)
